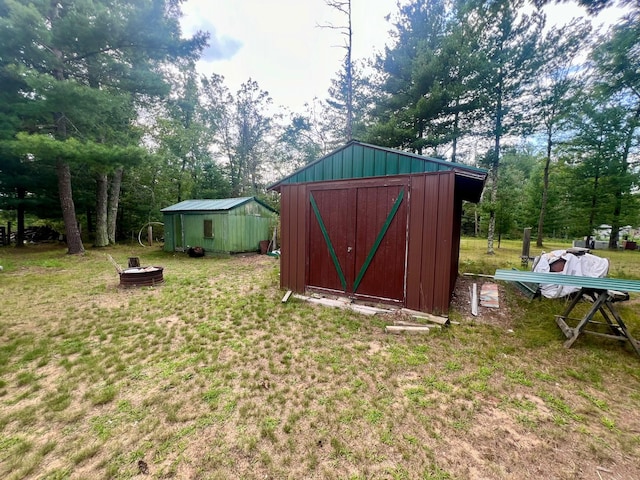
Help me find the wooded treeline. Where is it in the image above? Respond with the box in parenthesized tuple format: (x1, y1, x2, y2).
(0, 0, 638, 253)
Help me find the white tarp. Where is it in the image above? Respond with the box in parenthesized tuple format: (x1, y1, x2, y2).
(533, 250, 610, 299)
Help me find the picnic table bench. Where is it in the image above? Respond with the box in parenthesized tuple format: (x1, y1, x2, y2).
(494, 269, 640, 357)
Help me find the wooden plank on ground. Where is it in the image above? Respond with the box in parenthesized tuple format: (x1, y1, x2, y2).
(385, 325, 431, 334)
(394, 320, 441, 329)
(292, 293, 390, 316)
(281, 290, 292, 303)
(351, 304, 391, 316)
(471, 283, 478, 316)
(401, 308, 449, 325)
(312, 297, 350, 308)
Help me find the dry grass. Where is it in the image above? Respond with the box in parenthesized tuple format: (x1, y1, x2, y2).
(0, 240, 639, 479)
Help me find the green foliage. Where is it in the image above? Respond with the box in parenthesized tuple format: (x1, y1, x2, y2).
(198, 75, 275, 197)
(368, 0, 482, 156)
(0, 0, 207, 250)
(477, 147, 540, 238)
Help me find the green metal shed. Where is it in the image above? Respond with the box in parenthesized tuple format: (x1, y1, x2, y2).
(161, 197, 278, 254)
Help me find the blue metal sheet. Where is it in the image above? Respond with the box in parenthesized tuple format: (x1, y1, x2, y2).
(494, 269, 640, 293)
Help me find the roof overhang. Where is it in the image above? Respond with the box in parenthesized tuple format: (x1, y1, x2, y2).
(453, 169, 488, 203)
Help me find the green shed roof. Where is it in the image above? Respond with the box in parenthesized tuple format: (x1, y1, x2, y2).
(267, 141, 487, 198)
(161, 197, 277, 213)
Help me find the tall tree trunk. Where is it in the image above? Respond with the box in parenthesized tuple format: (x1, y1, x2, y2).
(609, 198, 621, 249)
(588, 173, 599, 249)
(251, 170, 259, 195)
(475, 207, 479, 237)
(53, 105, 84, 254)
(52, 28, 84, 254)
(487, 75, 504, 255)
(228, 153, 241, 197)
(108, 167, 123, 244)
(86, 206, 93, 235)
(322, 0, 353, 140)
(94, 172, 109, 247)
(345, 0, 353, 141)
(57, 159, 84, 254)
(451, 101, 460, 163)
(487, 175, 498, 255)
(536, 126, 553, 247)
(608, 107, 639, 249)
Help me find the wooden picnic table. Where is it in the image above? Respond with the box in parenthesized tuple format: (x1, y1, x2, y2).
(494, 269, 640, 357)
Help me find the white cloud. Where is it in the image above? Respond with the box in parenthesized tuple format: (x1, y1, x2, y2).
(181, 0, 398, 111)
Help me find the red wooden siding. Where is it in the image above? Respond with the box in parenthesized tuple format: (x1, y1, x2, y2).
(405, 174, 426, 309)
(405, 172, 456, 314)
(280, 184, 306, 292)
(434, 172, 455, 309)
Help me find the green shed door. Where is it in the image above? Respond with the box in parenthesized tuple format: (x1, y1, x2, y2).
(174, 214, 184, 250)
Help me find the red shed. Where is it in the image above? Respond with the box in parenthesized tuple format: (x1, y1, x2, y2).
(268, 141, 487, 314)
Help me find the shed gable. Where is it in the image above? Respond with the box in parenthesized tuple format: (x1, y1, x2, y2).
(268, 141, 486, 201)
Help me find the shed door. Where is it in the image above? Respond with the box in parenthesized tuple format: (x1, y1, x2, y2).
(174, 214, 184, 250)
(308, 188, 356, 293)
(307, 182, 408, 303)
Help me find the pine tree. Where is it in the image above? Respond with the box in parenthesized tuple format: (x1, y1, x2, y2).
(532, 19, 590, 247)
(0, 0, 207, 253)
(472, 0, 545, 254)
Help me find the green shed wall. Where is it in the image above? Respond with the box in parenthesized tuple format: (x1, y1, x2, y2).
(163, 215, 175, 251)
(162, 201, 276, 254)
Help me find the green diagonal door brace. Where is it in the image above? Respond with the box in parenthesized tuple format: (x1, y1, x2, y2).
(352, 188, 405, 294)
(309, 192, 347, 291)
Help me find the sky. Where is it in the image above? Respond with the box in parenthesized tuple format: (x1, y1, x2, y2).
(179, 0, 632, 114)
(180, 0, 397, 112)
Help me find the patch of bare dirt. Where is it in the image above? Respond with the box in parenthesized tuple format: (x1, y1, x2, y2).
(451, 274, 516, 329)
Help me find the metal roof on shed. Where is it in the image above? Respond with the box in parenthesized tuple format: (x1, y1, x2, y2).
(267, 140, 487, 193)
(161, 197, 277, 213)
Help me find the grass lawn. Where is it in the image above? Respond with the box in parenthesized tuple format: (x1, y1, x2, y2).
(1, 239, 639, 479)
